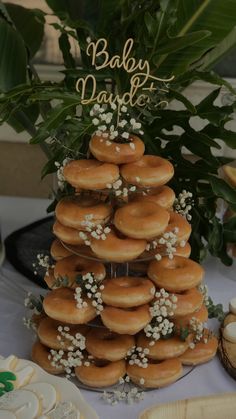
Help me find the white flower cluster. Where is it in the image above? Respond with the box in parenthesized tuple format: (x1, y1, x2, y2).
(188, 318, 206, 348)
(90, 102, 143, 141)
(198, 284, 209, 307)
(146, 228, 185, 261)
(74, 272, 104, 314)
(22, 316, 37, 331)
(144, 288, 177, 344)
(174, 190, 194, 221)
(33, 253, 53, 276)
(49, 326, 86, 378)
(79, 214, 111, 246)
(24, 292, 43, 315)
(55, 158, 71, 190)
(106, 177, 136, 198)
(102, 381, 145, 405)
(126, 346, 149, 368)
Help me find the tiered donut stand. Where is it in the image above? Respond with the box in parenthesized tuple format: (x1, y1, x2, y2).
(31, 132, 218, 392)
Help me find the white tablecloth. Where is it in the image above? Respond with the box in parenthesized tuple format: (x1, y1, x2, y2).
(0, 195, 236, 419)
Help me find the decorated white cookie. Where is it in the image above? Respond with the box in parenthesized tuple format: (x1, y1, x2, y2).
(24, 382, 58, 415)
(0, 411, 17, 418)
(229, 297, 236, 315)
(0, 389, 41, 419)
(0, 356, 18, 372)
(14, 366, 35, 388)
(223, 322, 236, 343)
(41, 401, 80, 419)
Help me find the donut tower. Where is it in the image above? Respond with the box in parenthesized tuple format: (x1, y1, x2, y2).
(31, 120, 218, 390)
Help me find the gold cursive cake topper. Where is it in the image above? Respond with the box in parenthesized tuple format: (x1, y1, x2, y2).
(75, 38, 174, 108)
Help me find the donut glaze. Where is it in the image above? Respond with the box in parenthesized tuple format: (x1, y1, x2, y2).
(101, 304, 151, 335)
(63, 159, 119, 190)
(86, 328, 135, 361)
(120, 155, 174, 187)
(127, 358, 182, 388)
(101, 276, 155, 307)
(148, 256, 204, 292)
(114, 201, 170, 239)
(89, 133, 145, 164)
(55, 196, 112, 230)
(75, 359, 126, 387)
(43, 288, 97, 324)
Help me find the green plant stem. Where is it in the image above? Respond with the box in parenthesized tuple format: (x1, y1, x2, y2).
(14, 109, 52, 158)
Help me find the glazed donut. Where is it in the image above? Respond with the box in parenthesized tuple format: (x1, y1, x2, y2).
(120, 155, 174, 187)
(63, 159, 119, 190)
(37, 316, 89, 350)
(43, 288, 97, 324)
(127, 358, 182, 388)
(50, 239, 73, 260)
(164, 211, 191, 243)
(133, 186, 175, 209)
(174, 242, 191, 258)
(179, 332, 218, 365)
(101, 276, 155, 307)
(53, 220, 84, 245)
(174, 304, 208, 328)
(54, 255, 106, 286)
(31, 341, 64, 374)
(137, 334, 189, 360)
(75, 359, 126, 387)
(90, 230, 147, 262)
(147, 256, 204, 292)
(100, 304, 151, 335)
(55, 196, 112, 230)
(86, 328, 135, 361)
(172, 288, 204, 317)
(114, 201, 170, 239)
(89, 133, 145, 164)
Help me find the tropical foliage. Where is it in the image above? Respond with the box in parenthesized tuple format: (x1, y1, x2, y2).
(1, 0, 236, 264)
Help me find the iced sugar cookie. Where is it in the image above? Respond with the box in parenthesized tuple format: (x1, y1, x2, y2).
(40, 401, 80, 419)
(24, 382, 58, 415)
(0, 389, 41, 419)
(0, 412, 17, 418)
(14, 366, 35, 388)
(0, 356, 18, 372)
(0, 371, 16, 396)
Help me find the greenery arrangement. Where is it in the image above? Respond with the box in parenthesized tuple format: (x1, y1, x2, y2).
(1, 0, 236, 264)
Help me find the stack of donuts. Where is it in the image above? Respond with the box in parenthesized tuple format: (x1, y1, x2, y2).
(31, 132, 217, 389)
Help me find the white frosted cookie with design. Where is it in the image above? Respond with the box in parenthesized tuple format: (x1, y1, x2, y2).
(0, 389, 41, 419)
(24, 382, 58, 415)
(0, 356, 18, 371)
(0, 411, 17, 418)
(40, 401, 80, 418)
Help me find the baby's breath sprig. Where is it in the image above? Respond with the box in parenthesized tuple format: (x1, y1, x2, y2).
(33, 253, 54, 276)
(198, 284, 209, 307)
(23, 292, 44, 330)
(106, 177, 136, 198)
(49, 326, 87, 378)
(90, 102, 143, 142)
(144, 288, 177, 344)
(78, 213, 111, 246)
(146, 228, 185, 261)
(101, 375, 145, 405)
(174, 190, 194, 221)
(74, 272, 104, 314)
(55, 158, 71, 190)
(126, 346, 150, 368)
(24, 292, 44, 314)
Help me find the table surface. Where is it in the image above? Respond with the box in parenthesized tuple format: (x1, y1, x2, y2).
(0, 195, 236, 419)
